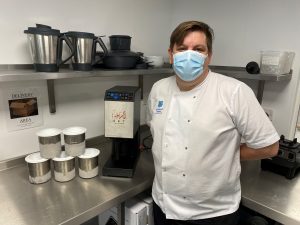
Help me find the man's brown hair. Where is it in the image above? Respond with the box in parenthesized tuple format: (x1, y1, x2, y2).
(169, 21, 214, 53)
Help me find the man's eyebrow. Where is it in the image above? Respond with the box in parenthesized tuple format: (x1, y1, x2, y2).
(193, 44, 206, 48)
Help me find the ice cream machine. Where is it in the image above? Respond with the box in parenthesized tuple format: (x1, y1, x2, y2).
(103, 86, 141, 177)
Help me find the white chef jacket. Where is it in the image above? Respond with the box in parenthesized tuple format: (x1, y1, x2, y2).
(146, 71, 279, 220)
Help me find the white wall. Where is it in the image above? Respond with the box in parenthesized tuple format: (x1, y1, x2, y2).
(0, 0, 173, 161)
(171, 0, 300, 139)
(0, 0, 173, 63)
(1, 0, 300, 161)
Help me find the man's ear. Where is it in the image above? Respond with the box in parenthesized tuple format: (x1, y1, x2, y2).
(168, 48, 173, 64)
(206, 52, 212, 65)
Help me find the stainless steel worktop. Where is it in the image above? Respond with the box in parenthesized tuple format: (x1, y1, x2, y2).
(1, 136, 300, 225)
(0, 137, 154, 225)
(241, 160, 300, 225)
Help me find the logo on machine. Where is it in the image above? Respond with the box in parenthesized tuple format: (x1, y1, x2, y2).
(155, 100, 164, 114)
(112, 110, 126, 124)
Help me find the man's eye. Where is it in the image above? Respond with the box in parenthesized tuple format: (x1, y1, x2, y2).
(195, 48, 205, 52)
(177, 47, 186, 51)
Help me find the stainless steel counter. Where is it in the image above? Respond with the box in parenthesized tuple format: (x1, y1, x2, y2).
(0, 137, 154, 225)
(1, 135, 300, 225)
(241, 160, 300, 225)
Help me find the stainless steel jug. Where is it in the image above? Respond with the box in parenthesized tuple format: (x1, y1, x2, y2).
(24, 24, 74, 72)
(65, 31, 108, 71)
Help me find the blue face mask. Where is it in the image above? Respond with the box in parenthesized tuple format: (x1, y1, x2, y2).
(173, 50, 207, 82)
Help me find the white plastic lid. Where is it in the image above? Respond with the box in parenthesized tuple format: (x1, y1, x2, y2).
(63, 126, 87, 135)
(36, 128, 61, 137)
(52, 151, 74, 161)
(25, 152, 48, 163)
(78, 148, 100, 159)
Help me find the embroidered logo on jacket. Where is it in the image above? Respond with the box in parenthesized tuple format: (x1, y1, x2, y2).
(155, 100, 164, 114)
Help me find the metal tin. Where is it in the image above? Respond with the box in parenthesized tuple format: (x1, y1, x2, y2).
(38, 134, 61, 145)
(78, 148, 100, 178)
(25, 152, 51, 184)
(28, 160, 51, 177)
(79, 157, 98, 171)
(63, 127, 87, 157)
(52, 152, 75, 182)
(53, 158, 75, 173)
(64, 133, 85, 144)
(53, 154, 75, 173)
(36, 128, 62, 159)
(63, 126, 86, 144)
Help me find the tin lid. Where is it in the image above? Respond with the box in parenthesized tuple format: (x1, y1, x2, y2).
(25, 152, 48, 163)
(63, 126, 87, 135)
(52, 151, 74, 161)
(36, 128, 62, 137)
(78, 148, 100, 159)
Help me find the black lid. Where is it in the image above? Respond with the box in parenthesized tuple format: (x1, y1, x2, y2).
(36, 24, 52, 29)
(24, 24, 60, 36)
(109, 35, 131, 39)
(65, 31, 95, 39)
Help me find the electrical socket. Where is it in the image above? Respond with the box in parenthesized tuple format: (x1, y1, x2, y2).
(263, 108, 273, 121)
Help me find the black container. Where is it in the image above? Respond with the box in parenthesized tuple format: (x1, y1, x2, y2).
(109, 35, 131, 51)
(103, 51, 140, 69)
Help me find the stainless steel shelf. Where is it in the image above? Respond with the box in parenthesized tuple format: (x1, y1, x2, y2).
(0, 65, 292, 82)
(0, 65, 174, 113)
(0, 65, 292, 112)
(210, 66, 292, 104)
(0, 67, 174, 82)
(210, 66, 292, 81)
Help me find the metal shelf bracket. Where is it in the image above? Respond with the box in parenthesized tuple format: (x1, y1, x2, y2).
(47, 79, 56, 113)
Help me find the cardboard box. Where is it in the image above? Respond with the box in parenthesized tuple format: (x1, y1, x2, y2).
(98, 205, 119, 225)
(125, 198, 147, 225)
(10, 99, 36, 117)
(137, 194, 154, 225)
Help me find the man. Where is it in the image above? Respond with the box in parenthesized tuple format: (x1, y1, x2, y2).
(147, 21, 279, 225)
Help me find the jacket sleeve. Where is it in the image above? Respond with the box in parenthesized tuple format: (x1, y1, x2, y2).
(230, 83, 279, 149)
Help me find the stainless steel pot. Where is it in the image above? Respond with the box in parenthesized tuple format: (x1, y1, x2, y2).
(24, 24, 74, 72)
(65, 32, 108, 71)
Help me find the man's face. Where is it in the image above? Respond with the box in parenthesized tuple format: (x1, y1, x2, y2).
(168, 31, 211, 69)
